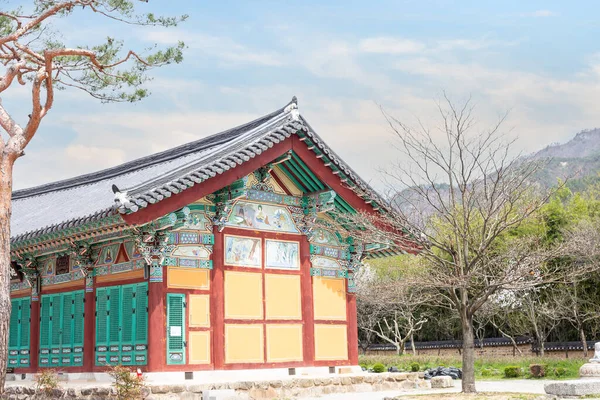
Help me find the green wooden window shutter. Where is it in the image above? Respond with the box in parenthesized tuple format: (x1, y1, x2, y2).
(121, 285, 134, 345)
(72, 291, 85, 365)
(166, 293, 185, 365)
(8, 300, 19, 350)
(120, 284, 134, 365)
(19, 298, 31, 350)
(49, 294, 62, 367)
(19, 298, 31, 367)
(135, 283, 148, 344)
(107, 286, 121, 365)
(39, 291, 85, 368)
(8, 298, 30, 367)
(133, 282, 148, 365)
(95, 283, 148, 367)
(39, 295, 51, 366)
(61, 292, 74, 355)
(95, 287, 109, 366)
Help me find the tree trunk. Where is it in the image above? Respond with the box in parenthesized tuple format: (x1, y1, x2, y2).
(580, 327, 588, 358)
(461, 310, 476, 393)
(0, 157, 14, 392)
(410, 332, 416, 356)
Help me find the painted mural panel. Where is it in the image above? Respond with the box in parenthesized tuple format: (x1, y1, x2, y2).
(227, 201, 299, 233)
(311, 228, 342, 247)
(42, 258, 54, 276)
(311, 256, 343, 270)
(265, 240, 300, 270)
(224, 235, 261, 268)
(97, 243, 120, 265)
(171, 246, 210, 259)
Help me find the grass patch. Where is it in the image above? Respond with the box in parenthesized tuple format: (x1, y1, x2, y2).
(359, 354, 585, 380)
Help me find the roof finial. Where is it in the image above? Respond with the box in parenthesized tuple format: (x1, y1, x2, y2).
(284, 96, 300, 121)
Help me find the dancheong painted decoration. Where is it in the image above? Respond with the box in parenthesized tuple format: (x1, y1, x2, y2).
(8, 98, 410, 374)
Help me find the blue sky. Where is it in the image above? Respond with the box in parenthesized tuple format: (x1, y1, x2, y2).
(8, 0, 600, 190)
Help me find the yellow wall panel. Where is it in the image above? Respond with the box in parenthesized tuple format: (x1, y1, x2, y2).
(265, 274, 301, 320)
(189, 295, 210, 327)
(224, 271, 263, 320)
(189, 331, 211, 364)
(266, 324, 303, 362)
(314, 324, 348, 361)
(225, 324, 264, 363)
(313, 277, 347, 321)
(167, 267, 210, 290)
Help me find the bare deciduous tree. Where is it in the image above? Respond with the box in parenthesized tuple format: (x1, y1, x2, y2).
(0, 1, 185, 390)
(336, 95, 592, 393)
(474, 293, 524, 356)
(357, 276, 430, 356)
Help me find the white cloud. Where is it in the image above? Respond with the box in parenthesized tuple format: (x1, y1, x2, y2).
(435, 37, 521, 51)
(143, 29, 285, 67)
(521, 10, 557, 18)
(358, 37, 425, 54)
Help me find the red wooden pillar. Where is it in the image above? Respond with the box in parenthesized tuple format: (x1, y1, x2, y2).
(347, 292, 359, 365)
(83, 281, 95, 372)
(300, 236, 315, 365)
(29, 296, 40, 373)
(211, 229, 224, 369)
(147, 266, 166, 371)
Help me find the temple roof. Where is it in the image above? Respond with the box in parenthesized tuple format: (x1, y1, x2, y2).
(11, 97, 385, 244)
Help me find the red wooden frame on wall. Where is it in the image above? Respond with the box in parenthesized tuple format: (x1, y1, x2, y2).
(13, 133, 373, 374)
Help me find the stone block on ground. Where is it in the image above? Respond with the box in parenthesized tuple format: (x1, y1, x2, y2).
(545, 380, 600, 396)
(430, 375, 454, 388)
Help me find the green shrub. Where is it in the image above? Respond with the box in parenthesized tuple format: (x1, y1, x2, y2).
(372, 363, 386, 373)
(34, 369, 60, 397)
(554, 367, 567, 377)
(108, 364, 147, 400)
(410, 362, 420, 372)
(529, 364, 547, 378)
(481, 368, 492, 377)
(504, 366, 522, 378)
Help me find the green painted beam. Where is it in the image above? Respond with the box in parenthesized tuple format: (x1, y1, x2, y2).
(278, 164, 309, 193)
(285, 159, 321, 192)
(291, 154, 326, 190)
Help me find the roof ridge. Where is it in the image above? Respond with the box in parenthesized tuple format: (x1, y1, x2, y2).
(12, 99, 295, 200)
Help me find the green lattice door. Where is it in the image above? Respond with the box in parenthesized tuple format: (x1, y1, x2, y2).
(39, 290, 85, 367)
(8, 297, 31, 368)
(166, 293, 185, 365)
(95, 282, 148, 366)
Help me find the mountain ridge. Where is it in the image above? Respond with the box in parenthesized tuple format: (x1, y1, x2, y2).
(525, 128, 600, 189)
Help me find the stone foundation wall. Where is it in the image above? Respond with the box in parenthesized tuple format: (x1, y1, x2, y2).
(2, 372, 429, 400)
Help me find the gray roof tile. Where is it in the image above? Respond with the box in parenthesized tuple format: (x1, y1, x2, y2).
(11, 97, 388, 245)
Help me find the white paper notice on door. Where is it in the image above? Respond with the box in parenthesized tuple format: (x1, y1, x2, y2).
(170, 326, 182, 337)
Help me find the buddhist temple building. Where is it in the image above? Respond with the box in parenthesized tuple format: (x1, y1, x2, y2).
(8, 98, 405, 378)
